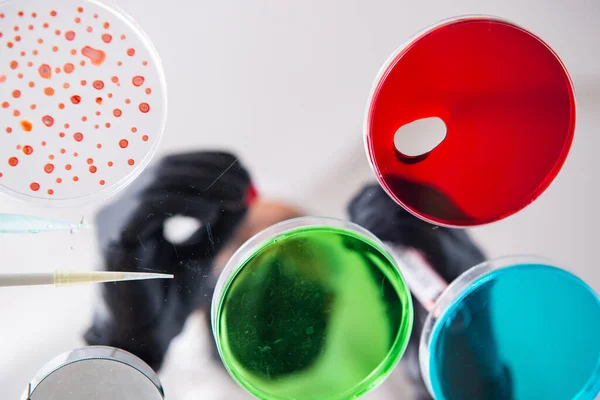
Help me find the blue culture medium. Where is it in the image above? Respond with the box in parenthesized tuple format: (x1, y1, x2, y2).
(427, 263, 600, 400)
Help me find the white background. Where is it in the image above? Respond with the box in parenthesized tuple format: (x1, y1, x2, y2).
(0, 0, 599, 398)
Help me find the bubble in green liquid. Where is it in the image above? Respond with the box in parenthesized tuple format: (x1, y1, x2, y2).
(214, 226, 413, 400)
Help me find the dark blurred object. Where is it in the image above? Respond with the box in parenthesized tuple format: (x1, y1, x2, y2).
(85, 151, 253, 371)
(347, 184, 512, 400)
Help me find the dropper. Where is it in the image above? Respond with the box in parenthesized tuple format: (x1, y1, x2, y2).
(0, 271, 174, 288)
(0, 214, 92, 234)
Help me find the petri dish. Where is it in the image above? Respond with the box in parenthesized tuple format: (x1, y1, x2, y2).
(364, 15, 576, 227)
(419, 256, 600, 400)
(23, 346, 165, 399)
(212, 217, 414, 400)
(0, 0, 166, 206)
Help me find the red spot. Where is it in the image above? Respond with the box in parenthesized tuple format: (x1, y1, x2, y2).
(55, 29, 60, 35)
(20, 51, 25, 56)
(13, 110, 20, 117)
(75, 17, 81, 23)
(44, 163, 54, 173)
(59, 132, 65, 138)
(8, 157, 18, 166)
(0, 172, 2, 177)
(125, 98, 131, 104)
(15, 145, 20, 150)
(31, 12, 37, 18)
(27, 60, 34, 65)
(81, 46, 106, 66)
(107, 93, 113, 98)
(111, 76, 119, 83)
(103, 22, 110, 29)
(96, 143, 102, 149)
(139, 103, 150, 113)
(105, 122, 111, 128)
(101, 33, 112, 43)
(131, 127, 138, 133)
(127, 48, 135, 56)
(74, 132, 83, 142)
(82, 116, 87, 121)
(71, 95, 81, 104)
(56, 178, 62, 183)
(49, 155, 54, 160)
(50, 10, 57, 17)
(93, 80, 104, 90)
(22, 145, 33, 155)
(143, 61, 148, 66)
(58, 103, 65, 110)
(44, 87, 55, 96)
(10, 60, 18, 69)
(14, 26, 19, 31)
(65, 164, 72, 170)
(96, 97, 102, 104)
(28, 81, 35, 88)
(38, 64, 52, 79)
(121, 34, 126, 40)
(129, 75, 147, 88)
(86, 158, 94, 165)
(128, 159, 135, 166)
(113, 108, 122, 117)
(77, 7, 83, 12)
(73, 152, 78, 157)
(7, 42, 14, 48)
(42, 115, 54, 127)
(14, 35, 21, 42)
(119, 139, 129, 148)
(17, 73, 23, 79)
(30, 104, 36, 110)
(65, 30, 75, 41)
(99, 180, 105, 185)
(1, 102, 8, 108)
(17, 11, 24, 17)
(107, 161, 113, 167)
(6, 127, 12, 133)
(21, 121, 32, 131)
(41, 141, 46, 146)
(60, 149, 66, 154)
(70, 49, 76, 55)
(30, 182, 40, 191)
(64, 63, 74, 73)
(142, 135, 149, 141)
(117, 61, 122, 66)
(48, 189, 54, 195)
(64, 123, 70, 128)
(86, 26, 92, 33)
(89, 165, 97, 173)
(52, 46, 58, 52)
(0, 75, 6, 83)
(95, 111, 101, 116)
(81, 79, 87, 86)
(93, 13, 98, 19)
(73, 176, 79, 182)
(12, 90, 21, 98)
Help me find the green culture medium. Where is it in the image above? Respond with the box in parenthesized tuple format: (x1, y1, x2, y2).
(212, 219, 414, 400)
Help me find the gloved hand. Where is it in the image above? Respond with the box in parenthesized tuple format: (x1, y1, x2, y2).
(84, 151, 254, 371)
(347, 184, 512, 400)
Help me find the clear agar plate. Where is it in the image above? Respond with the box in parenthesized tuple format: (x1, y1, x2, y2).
(364, 16, 575, 227)
(419, 256, 600, 400)
(212, 217, 414, 400)
(0, 0, 166, 206)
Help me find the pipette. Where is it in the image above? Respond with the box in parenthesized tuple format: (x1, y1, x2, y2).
(0, 270, 173, 288)
(0, 213, 92, 234)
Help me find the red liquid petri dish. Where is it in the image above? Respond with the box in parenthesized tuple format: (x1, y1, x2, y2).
(365, 16, 576, 227)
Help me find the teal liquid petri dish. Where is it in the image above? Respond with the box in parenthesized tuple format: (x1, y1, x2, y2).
(420, 257, 600, 400)
(212, 217, 414, 400)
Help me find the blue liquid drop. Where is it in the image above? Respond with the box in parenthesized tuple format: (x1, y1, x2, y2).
(429, 264, 600, 400)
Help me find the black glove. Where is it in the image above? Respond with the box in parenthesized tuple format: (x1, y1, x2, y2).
(84, 151, 253, 371)
(347, 184, 512, 400)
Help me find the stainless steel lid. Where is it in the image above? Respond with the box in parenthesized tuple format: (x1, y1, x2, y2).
(23, 346, 165, 400)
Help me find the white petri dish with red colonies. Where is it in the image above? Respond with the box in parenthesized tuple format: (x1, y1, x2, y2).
(0, 0, 166, 206)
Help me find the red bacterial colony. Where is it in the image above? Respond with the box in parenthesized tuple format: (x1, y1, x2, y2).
(366, 17, 575, 227)
(0, 6, 156, 196)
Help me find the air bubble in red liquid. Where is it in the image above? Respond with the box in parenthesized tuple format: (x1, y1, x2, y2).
(42, 115, 55, 127)
(119, 139, 128, 148)
(81, 46, 106, 66)
(132, 76, 145, 87)
(139, 103, 150, 113)
(65, 30, 75, 40)
(8, 157, 18, 166)
(30, 182, 40, 191)
(366, 17, 576, 227)
(38, 64, 51, 79)
(74, 132, 84, 142)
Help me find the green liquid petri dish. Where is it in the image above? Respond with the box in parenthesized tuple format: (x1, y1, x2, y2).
(212, 217, 414, 400)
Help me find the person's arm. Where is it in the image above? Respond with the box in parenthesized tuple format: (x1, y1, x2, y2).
(84, 151, 254, 371)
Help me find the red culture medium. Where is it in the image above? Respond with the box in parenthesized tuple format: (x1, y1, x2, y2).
(365, 17, 575, 227)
